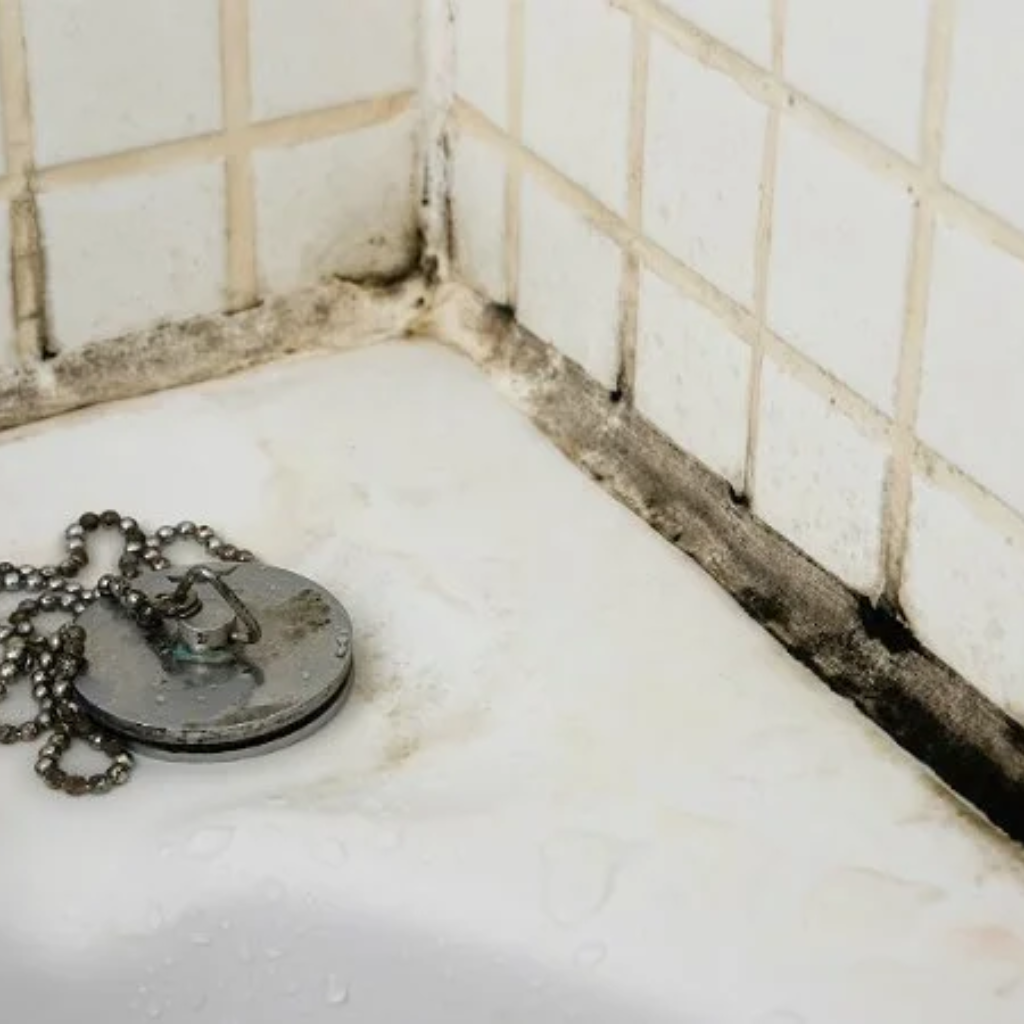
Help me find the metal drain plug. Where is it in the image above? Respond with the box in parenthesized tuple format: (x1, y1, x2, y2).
(75, 562, 354, 762)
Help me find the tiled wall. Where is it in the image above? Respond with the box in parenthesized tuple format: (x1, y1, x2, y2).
(450, 0, 1024, 724)
(0, 0, 420, 369)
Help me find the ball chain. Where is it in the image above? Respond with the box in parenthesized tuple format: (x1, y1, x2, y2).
(0, 511, 254, 795)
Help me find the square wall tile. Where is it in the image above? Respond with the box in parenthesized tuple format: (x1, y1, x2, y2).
(904, 474, 1024, 718)
(452, 129, 507, 303)
(945, 1, 1024, 230)
(644, 34, 768, 304)
(519, 175, 623, 390)
(754, 359, 887, 592)
(0, 205, 13, 366)
(23, 0, 221, 166)
(522, 0, 631, 214)
(769, 120, 913, 413)
(635, 270, 750, 486)
(785, 0, 930, 158)
(660, 0, 772, 66)
(254, 116, 417, 293)
(41, 163, 226, 351)
(918, 221, 1024, 516)
(455, 0, 508, 128)
(250, 0, 417, 122)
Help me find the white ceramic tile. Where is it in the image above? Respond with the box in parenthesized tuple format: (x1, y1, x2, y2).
(644, 35, 767, 304)
(250, 0, 417, 122)
(635, 270, 750, 486)
(452, 130, 507, 303)
(769, 120, 913, 412)
(945, 0, 1024, 229)
(0, 205, 14, 366)
(522, 0, 631, 213)
(917, 221, 1024, 516)
(41, 163, 226, 352)
(518, 176, 623, 389)
(660, 0, 772, 66)
(254, 116, 417, 293)
(455, 0, 508, 128)
(785, 0, 930, 158)
(754, 359, 887, 592)
(904, 474, 1024, 718)
(23, 0, 221, 166)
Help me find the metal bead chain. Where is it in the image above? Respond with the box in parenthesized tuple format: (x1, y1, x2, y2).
(0, 512, 254, 795)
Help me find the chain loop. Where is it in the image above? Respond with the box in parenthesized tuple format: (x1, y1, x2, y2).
(0, 512, 255, 795)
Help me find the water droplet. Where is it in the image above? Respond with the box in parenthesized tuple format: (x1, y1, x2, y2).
(261, 878, 286, 903)
(266, 946, 285, 960)
(326, 974, 349, 1005)
(162, 955, 175, 968)
(312, 838, 349, 867)
(220, 919, 231, 931)
(238, 940, 254, 963)
(185, 825, 234, 861)
(190, 932, 213, 947)
(541, 833, 619, 926)
(196, 693, 207, 704)
(573, 941, 607, 969)
(145, 903, 164, 932)
(146, 998, 163, 1019)
(301, 670, 311, 681)
(155, 694, 167, 706)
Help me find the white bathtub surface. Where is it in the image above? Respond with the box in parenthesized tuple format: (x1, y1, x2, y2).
(2, 341, 1024, 1024)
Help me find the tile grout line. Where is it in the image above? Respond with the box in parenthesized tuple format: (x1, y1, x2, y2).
(221, 0, 258, 311)
(504, 0, 525, 307)
(418, 0, 457, 276)
(615, 17, 650, 400)
(879, 0, 955, 607)
(30, 93, 414, 192)
(456, 45, 1024, 565)
(741, 0, 787, 500)
(455, 98, 891, 441)
(914, 441, 1024, 551)
(0, 0, 50, 363)
(618, 0, 1024, 273)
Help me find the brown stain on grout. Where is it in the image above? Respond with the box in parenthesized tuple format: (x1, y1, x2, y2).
(0, 0, 51, 365)
(741, 0, 787, 503)
(880, 0, 957, 607)
(220, 0, 259, 313)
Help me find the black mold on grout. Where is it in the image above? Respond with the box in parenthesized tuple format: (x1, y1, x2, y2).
(610, 363, 630, 406)
(469, 304, 1024, 848)
(488, 302, 517, 325)
(857, 594, 923, 657)
(727, 484, 750, 509)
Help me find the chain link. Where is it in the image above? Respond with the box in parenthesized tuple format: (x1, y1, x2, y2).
(0, 511, 254, 796)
